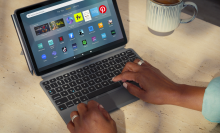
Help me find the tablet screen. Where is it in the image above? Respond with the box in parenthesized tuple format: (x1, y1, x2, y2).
(19, 0, 125, 73)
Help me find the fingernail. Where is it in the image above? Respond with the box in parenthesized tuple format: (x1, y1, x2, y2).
(123, 82, 127, 89)
(99, 104, 104, 108)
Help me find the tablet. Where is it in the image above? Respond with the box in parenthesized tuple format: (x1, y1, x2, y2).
(15, 0, 127, 76)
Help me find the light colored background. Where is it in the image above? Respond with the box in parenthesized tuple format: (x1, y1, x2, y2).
(0, 0, 220, 132)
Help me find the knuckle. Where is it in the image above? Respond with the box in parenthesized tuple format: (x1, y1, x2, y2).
(87, 100, 97, 105)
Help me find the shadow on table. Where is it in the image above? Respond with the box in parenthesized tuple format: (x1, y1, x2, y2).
(182, 0, 220, 27)
(210, 124, 220, 133)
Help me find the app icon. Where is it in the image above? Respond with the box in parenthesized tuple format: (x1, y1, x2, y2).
(52, 51, 57, 56)
(59, 36, 64, 42)
(99, 5, 107, 14)
(108, 19, 113, 25)
(88, 26, 94, 32)
(111, 30, 116, 35)
(69, 33, 74, 39)
(42, 54, 46, 60)
(66, 17, 74, 24)
(92, 36, 97, 42)
(72, 43, 77, 49)
(48, 40, 54, 46)
(62, 47, 67, 53)
(101, 33, 107, 39)
(82, 10, 92, 22)
(82, 40, 87, 45)
(74, 12, 84, 22)
(98, 22, 103, 28)
(90, 7, 99, 17)
(38, 43, 43, 49)
(78, 29, 84, 35)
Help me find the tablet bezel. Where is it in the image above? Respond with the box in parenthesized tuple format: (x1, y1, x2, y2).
(15, 0, 127, 76)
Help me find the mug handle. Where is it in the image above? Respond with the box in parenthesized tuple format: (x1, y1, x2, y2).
(180, 2, 198, 24)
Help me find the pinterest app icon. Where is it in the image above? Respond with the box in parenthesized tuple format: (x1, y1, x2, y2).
(99, 5, 107, 14)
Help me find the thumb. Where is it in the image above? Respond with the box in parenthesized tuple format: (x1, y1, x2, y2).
(123, 82, 146, 100)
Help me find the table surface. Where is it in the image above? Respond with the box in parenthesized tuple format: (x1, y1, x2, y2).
(0, 0, 220, 132)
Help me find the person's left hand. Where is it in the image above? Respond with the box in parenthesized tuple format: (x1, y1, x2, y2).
(67, 100, 117, 133)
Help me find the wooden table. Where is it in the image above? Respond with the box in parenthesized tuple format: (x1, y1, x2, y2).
(0, 0, 220, 132)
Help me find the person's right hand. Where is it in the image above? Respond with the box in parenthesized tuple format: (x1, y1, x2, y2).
(112, 59, 180, 105)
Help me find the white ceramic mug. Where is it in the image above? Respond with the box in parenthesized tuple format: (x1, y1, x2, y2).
(146, 0, 198, 33)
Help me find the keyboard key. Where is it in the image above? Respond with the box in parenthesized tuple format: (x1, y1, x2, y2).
(58, 104, 67, 111)
(121, 56, 128, 61)
(95, 61, 102, 65)
(101, 81, 109, 87)
(88, 80, 96, 86)
(64, 78, 72, 83)
(80, 96, 88, 102)
(115, 58, 122, 63)
(109, 61, 116, 65)
(120, 52, 126, 56)
(49, 78, 57, 83)
(107, 73, 115, 78)
(77, 73, 85, 78)
(88, 86, 96, 92)
(83, 66, 90, 70)
(74, 86, 82, 91)
(48, 89, 56, 95)
(103, 63, 110, 68)
(67, 88, 75, 94)
(114, 64, 122, 69)
(82, 76, 90, 82)
(130, 57, 136, 62)
(127, 53, 136, 58)
(67, 94, 76, 100)
(50, 83, 58, 88)
(108, 79, 115, 84)
(90, 68, 98, 73)
(69, 81, 77, 87)
(108, 57, 114, 60)
(55, 87, 63, 92)
(114, 70, 121, 76)
(89, 74, 97, 79)
(114, 54, 120, 58)
(81, 83, 89, 88)
(87, 83, 121, 99)
(84, 70, 91, 75)
(102, 59, 108, 63)
(77, 68, 83, 73)
(81, 89, 90, 95)
(66, 101, 74, 108)
(96, 65, 104, 70)
(44, 85, 51, 90)
(101, 75, 108, 81)
(95, 84, 102, 89)
(61, 91, 68, 97)
(95, 71, 103, 77)
(73, 98, 81, 105)
(75, 92, 83, 97)
(126, 50, 133, 54)
(62, 84, 70, 90)
(71, 75, 78, 80)
(55, 97, 68, 105)
(63, 73, 70, 78)
(76, 79, 83, 84)
(108, 67, 116, 72)
(94, 78, 102, 83)
(70, 71, 77, 75)
(43, 81, 50, 85)
(52, 93, 62, 100)
(102, 69, 109, 74)
(57, 80, 65, 85)
(89, 64, 96, 68)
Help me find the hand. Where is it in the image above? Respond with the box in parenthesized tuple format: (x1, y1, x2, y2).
(112, 59, 179, 105)
(67, 100, 117, 133)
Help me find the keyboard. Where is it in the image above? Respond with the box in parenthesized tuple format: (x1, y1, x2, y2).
(42, 50, 139, 111)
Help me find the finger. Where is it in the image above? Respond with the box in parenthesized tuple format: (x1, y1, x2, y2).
(98, 104, 112, 121)
(67, 121, 75, 133)
(123, 82, 146, 100)
(70, 111, 80, 127)
(77, 103, 87, 116)
(112, 71, 140, 82)
(121, 62, 142, 73)
(87, 100, 99, 110)
(133, 59, 152, 67)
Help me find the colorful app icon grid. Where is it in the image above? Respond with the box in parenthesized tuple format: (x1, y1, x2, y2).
(74, 12, 84, 22)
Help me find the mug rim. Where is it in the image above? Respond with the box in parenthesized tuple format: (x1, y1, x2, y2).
(150, 0, 183, 6)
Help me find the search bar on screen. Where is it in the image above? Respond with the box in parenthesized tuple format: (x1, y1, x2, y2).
(27, 0, 84, 18)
